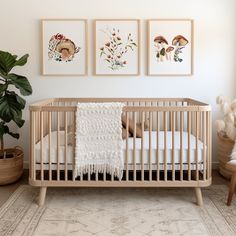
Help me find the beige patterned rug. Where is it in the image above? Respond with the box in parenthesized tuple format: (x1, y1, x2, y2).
(0, 185, 236, 236)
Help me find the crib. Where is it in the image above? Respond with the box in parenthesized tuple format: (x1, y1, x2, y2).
(29, 98, 212, 206)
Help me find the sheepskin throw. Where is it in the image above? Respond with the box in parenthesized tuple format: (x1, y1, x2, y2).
(75, 103, 125, 180)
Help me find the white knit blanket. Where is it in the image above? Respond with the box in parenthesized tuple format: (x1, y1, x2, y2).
(75, 102, 124, 180)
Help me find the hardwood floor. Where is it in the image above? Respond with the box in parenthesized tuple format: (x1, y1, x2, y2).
(0, 169, 230, 208)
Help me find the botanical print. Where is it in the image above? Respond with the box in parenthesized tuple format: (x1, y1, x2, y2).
(95, 20, 139, 75)
(48, 33, 81, 62)
(99, 27, 137, 70)
(154, 35, 189, 63)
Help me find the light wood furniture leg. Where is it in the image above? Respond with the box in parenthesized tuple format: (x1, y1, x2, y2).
(38, 187, 47, 206)
(194, 187, 203, 206)
(227, 173, 236, 206)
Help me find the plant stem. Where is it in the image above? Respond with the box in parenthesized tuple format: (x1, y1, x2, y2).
(1, 138, 3, 150)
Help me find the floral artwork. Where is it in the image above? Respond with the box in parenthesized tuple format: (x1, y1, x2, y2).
(48, 33, 81, 62)
(148, 20, 193, 76)
(153, 35, 189, 63)
(99, 28, 137, 70)
(95, 20, 140, 75)
(42, 20, 87, 76)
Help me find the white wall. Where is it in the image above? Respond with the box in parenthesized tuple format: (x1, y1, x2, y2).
(0, 0, 235, 166)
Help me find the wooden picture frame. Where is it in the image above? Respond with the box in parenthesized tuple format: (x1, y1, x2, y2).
(148, 19, 194, 76)
(42, 19, 88, 76)
(94, 19, 140, 76)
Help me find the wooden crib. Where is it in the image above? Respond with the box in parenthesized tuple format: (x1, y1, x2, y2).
(29, 98, 212, 206)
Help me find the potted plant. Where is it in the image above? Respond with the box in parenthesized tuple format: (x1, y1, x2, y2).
(0, 50, 32, 185)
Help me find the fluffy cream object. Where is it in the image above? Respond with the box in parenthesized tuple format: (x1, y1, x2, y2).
(216, 95, 231, 114)
(217, 96, 236, 160)
(215, 120, 225, 133)
(216, 95, 236, 140)
(231, 99, 236, 112)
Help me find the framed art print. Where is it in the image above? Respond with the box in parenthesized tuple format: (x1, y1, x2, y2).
(42, 19, 88, 76)
(95, 19, 140, 76)
(148, 19, 193, 76)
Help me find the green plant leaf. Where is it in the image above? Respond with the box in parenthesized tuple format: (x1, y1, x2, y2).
(0, 122, 9, 139)
(8, 131, 19, 139)
(0, 51, 16, 74)
(14, 114, 25, 128)
(0, 83, 8, 96)
(0, 122, 19, 139)
(0, 94, 24, 127)
(7, 91, 25, 109)
(8, 73, 32, 96)
(0, 63, 6, 76)
(14, 54, 29, 67)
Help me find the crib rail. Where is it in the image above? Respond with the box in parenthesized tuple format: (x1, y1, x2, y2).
(29, 98, 212, 187)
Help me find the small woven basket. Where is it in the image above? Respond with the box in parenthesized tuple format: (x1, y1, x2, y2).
(217, 131, 235, 179)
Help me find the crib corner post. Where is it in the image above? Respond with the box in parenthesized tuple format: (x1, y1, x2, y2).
(38, 187, 47, 206)
(194, 187, 203, 206)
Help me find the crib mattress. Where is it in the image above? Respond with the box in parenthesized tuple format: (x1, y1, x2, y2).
(34, 131, 205, 165)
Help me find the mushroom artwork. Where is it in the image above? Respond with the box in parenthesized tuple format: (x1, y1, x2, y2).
(48, 33, 80, 62)
(172, 35, 189, 62)
(153, 36, 168, 62)
(166, 46, 174, 61)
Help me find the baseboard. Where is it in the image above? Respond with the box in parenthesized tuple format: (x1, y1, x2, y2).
(24, 161, 29, 169)
(24, 161, 220, 170)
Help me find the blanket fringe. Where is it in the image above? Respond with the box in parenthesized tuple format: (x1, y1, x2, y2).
(75, 163, 123, 180)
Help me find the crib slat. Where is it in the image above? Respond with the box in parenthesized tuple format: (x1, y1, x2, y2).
(207, 112, 210, 180)
(164, 111, 167, 181)
(188, 112, 191, 181)
(180, 111, 183, 181)
(196, 112, 199, 181)
(126, 112, 129, 181)
(169, 101, 171, 131)
(203, 112, 206, 181)
(175, 102, 178, 131)
(40, 112, 44, 181)
(149, 112, 152, 181)
(133, 112, 136, 181)
(73, 112, 76, 181)
(156, 110, 159, 181)
(64, 112, 68, 181)
(48, 112, 52, 181)
(57, 112, 60, 181)
(141, 111, 144, 181)
(31, 112, 36, 181)
(172, 112, 175, 181)
(210, 111, 212, 178)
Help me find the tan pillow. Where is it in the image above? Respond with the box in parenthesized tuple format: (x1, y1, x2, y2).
(137, 121, 149, 131)
(122, 116, 142, 138)
(122, 128, 130, 139)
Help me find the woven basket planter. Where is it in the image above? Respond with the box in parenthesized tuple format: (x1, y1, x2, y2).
(217, 132, 235, 179)
(0, 148, 24, 185)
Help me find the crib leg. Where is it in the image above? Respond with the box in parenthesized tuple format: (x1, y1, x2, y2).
(38, 187, 47, 206)
(194, 187, 203, 206)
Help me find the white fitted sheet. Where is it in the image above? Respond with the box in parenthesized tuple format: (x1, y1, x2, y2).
(35, 131, 205, 166)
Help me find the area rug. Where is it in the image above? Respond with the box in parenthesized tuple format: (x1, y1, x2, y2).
(0, 185, 236, 236)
